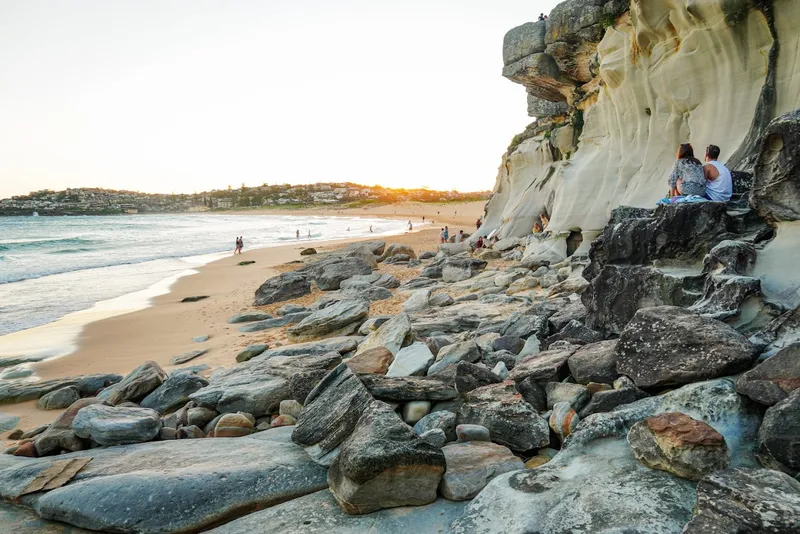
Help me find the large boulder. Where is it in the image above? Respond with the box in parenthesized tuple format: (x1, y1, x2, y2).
(508, 346, 577, 383)
(627, 412, 730, 481)
(140, 371, 208, 414)
(458, 382, 549, 452)
(455, 361, 503, 395)
(578, 386, 649, 417)
(503, 21, 547, 65)
(758, 389, 800, 473)
(439, 441, 525, 501)
(354, 313, 411, 357)
(402, 288, 431, 313)
(345, 347, 393, 375)
(287, 300, 369, 342)
(0, 374, 121, 405)
(36, 386, 80, 411)
(327, 402, 446, 514)
(379, 243, 417, 262)
(0, 434, 328, 533)
(254, 271, 311, 305)
(751, 109, 800, 222)
(616, 307, 756, 388)
(736, 342, 800, 406)
(451, 378, 763, 534)
(72, 404, 161, 446)
(683, 468, 800, 533)
(34, 398, 106, 456)
(97, 361, 167, 405)
(292, 364, 374, 466)
(310, 258, 374, 291)
(567, 340, 618, 384)
(441, 257, 488, 283)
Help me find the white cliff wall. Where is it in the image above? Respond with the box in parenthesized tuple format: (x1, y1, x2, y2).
(485, 0, 800, 246)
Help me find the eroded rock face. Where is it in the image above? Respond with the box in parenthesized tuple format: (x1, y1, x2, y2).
(439, 441, 524, 501)
(458, 382, 549, 452)
(752, 109, 800, 222)
(327, 402, 445, 515)
(758, 389, 800, 473)
(616, 307, 755, 388)
(684, 468, 800, 533)
(737, 343, 800, 406)
(627, 412, 730, 481)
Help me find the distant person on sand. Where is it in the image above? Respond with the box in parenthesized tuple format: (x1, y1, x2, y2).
(422, 216, 425, 222)
(370, 225, 373, 233)
(439, 228, 446, 244)
(234, 236, 241, 254)
(668, 143, 706, 197)
(443, 226, 449, 241)
(476, 218, 482, 230)
(296, 230, 300, 239)
(408, 221, 413, 232)
(703, 144, 733, 202)
(308, 230, 311, 238)
(455, 230, 464, 244)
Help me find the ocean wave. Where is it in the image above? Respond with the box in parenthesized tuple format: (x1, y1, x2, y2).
(48, 247, 96, 255)
(0, 237, 96, 252)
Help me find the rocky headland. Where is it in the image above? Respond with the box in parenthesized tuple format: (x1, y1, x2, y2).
(3, 1, 800, 532)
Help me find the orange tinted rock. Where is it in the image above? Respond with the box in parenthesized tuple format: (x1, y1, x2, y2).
(346, 347, 394, 375)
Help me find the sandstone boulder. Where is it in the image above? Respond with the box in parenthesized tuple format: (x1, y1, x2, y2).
(439, 441, 524, 501)
(736, 342, 800, 406)
(345, 347, 393, 375)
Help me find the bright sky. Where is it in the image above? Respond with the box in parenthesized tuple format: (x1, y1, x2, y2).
(0, 0, 560, 198)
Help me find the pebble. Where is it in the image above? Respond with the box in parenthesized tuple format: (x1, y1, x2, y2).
(456, 424, 491, 442)
(492, 362, 509, 380)
(419, 428, 447, 448)
(402, 401, 432, 424)
(270, 415, 297, 428)
(176, 425, 205, 439)
(213, 413, 254, 438)
(279, 400, 304, 419)
(549, 402, 579, 441)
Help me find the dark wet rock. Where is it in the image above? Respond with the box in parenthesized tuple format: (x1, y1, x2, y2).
(414, 410, 457, 442)
(327, 401, 445, 514)
(0, 374, 121, 405)
(543, 319, 602, 349)
(628, 412, 730, 480)
(703, 240, 757, 276)
(140, 371, 209, 414)
(308, 257, 374, 291)
(169, 349, 208, 365)
(1, 434, 328, 533)
(482, 350, 520, 371)
(688, 274, 763, 321)
(568, 340, 618, 385)
(227, 312, 273, 324)
(180, 295, 208, 303)
(425, 335, 454, 357)
(276, 303, 308, 316)
(684, 468, 800, 533)
(452, 378, 762, 534)
(300, 247, 317, 255)
(235, 344, 269, 363)
(73, 404, 161, 446)
(616, 307, 756, 388)
(515, 377, 546, 411)
(287, 300, 369, 342)
(543, 382, 589, 411)
(455, 361, 502, 395)
(441, 257, 487, 283)
(751, 109, 800, 222)
(384, 254, 410, 264)
(292, 364, 374, 465)
(548, 300, 588, 331)
(508, 346, 578, 383)
(36, 387, 79, 411)
(439, 441, 524, 501)
(492, 336, 525, 354)
(360, 375, 457, 401)
(758, 389, 800, 473)
(579, 387, 650, 418)
(34, 399, 106, 456)
(420, 263, 443, 278)
(254, 271, 311, 305)
(341, 284, 392, 302)
(458, 382, 549, 452)
(97, 361, 167, 405)
(736, 343, 800, 406)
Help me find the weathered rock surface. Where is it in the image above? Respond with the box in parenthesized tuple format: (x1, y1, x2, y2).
(360, 374, 457, 401)
(549, 401, 579, 441)
(254, 271, 311, 305)
(140, 371, 208, 414)
(97, 361, 167, 405)
(354, 313, 411, 357)
(235, 344, 269, 363)
(737, 342, 800, 406)
(379, 243, 417, 262)
(414, 410, 457, 442)
(345, 346, 393, 375)
(237, 312, 310, 333)
(327, 402, 445, 514)
(169, 349, 208, 365)
(0, 435, 328, 533)
(402, 288, 431, 313)
(0, 374, 121, 405)
(439, 441, 524, 501)
(616, 307, 755, 388)
(387, 342, 435, 377)
(455, 361, 502, 395)
(251, 337, 359, 362)
(628, 412, 730, 480)
(458, 382, 549, 452)
(544, 381, 588, 410)
(508, 346, 577, 383)
(683, 468, 800, 533)
(441, 257, 487, 283)
(758, 389, 800, 473)
(292, 364, 373, 465)
(427, 341, 481, 376)
(204, 490, 467, 534)
(752, 109, 800, 222)
(36, 387, 80, 411)
(72, 404, 161, 446)
(34, 398, 106, 456)
(578, 386, 649, 417)
(287, 300, 369, 342)
(227, 312, 273, 324)
(567, 339, 618, 384)
(213, 413, 254, 437)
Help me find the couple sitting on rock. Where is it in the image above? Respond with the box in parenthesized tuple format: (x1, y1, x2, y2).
(667, 144, 733, 202)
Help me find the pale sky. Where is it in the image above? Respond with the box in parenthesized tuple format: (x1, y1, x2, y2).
(0, 0, 560, 198)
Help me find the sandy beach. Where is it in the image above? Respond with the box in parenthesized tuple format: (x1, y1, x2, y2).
(1, 201, 485, 434)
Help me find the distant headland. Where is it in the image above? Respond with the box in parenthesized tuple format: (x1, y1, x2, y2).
(0, 183, 490, 216)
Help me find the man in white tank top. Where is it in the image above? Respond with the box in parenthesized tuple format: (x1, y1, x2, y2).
(703, 145, 733, 202)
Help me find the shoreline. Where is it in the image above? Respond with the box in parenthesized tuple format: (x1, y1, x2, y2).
(0, 201, 485, 434)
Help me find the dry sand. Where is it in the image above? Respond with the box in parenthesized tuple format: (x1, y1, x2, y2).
(0, 201, 485, 435)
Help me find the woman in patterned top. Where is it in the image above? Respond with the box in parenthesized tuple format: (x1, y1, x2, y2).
(668, 143, 706, 197)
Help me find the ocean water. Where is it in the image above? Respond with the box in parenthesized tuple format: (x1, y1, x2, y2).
(0, 214, 409, 336)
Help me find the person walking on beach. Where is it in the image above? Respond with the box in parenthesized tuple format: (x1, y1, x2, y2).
(238, 236, 244, 253)
(307, 230, 311, 238)
(234, 236, 242, 254)
(443, 226, 449, 241)
(296, 230, 300, 239)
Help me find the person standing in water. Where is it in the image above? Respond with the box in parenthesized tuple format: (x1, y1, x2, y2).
(296, 230, 300, 239)
(369, 225, 373, 233)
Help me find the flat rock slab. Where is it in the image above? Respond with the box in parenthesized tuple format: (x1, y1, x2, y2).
(169, 349, 207, 365)
(72, 405, 161, 446)
(238, 312, 310, 333)
(251, 337, 360, 362)
(0, 374, 122, 405)
(0, 438, 329, 534)
(287, 300, 369, 342)
(206, 490, 468, 534)
(0, 501, 91, 534)
(360, 374, 458, 401)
